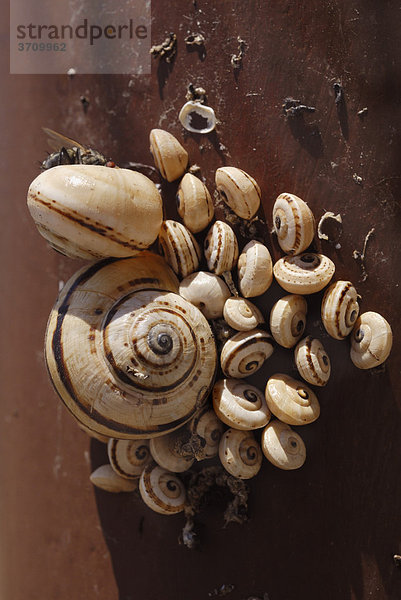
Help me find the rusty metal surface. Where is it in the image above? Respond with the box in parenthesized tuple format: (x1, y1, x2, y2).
(1, 1, 401, 599)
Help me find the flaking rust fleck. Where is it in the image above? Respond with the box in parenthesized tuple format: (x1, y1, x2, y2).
(352, 228, 375, 282)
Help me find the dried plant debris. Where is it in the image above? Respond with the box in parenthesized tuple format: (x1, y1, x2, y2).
(282, 97, 316, 118)
(185, 33, 205, 47)
(333, 82, 343, 105)
(353, 173, 363, 185)
(231, 36, 247, 69)
(174, 432, 207, 461)
(209, 584, 236, 597)
(150, 32, 177, 63)
(352, 228, 375, 282)
(317, 212, 343, 242)
(186, 82, 208, 104)
(357, 107, 368, 118)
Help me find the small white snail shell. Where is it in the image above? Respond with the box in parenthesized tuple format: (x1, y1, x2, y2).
(178, 271, 231, 319)
(158, 220, 201, 278)
(223, 297, 264, 331)
(178, 101, 216, 134)
(215, 167, 261, 220)
(219, 428, 262, 479)
(272, 193, 315, 255)
(190, 407, 225, 459)
(273, 253, 335, 294)
(213, 378, 271, 430)
(220, 329, 274, 378)
(237, 240, 273, 298)
(149, 128, 188, 182)
(261, 421, 306, 470)
(149, 428, 195, 473)
(350, 311, 393, 369)
(321, 280, 360, 339)
(204, 221, 239, 275)
(269, 294, 307, 348)
(294, 336, 331, 386)
(176, 173, 214, 233)
(90, 464, 138, 493)
(107, 438, 152, 479)
(27, 165, 163, 260)
(139, 463, 186, 515)
(265, 373, 320, 426)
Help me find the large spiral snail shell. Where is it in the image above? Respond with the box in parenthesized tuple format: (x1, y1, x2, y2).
(139, 463, 186, 514)
(265, 373, 320, 425)
(27, 165, 163, 260)
(176, 173, 214, 233)
(273, 253, 335, 294)
(220, 329, 274, 378)
(272, 193, 315, 255)
(213, 378, 271, 430)
(45, 252, 217, 440)
(294, 336, 331, 386)
(321, 280, 359, 339)
(269, 294, 307, 348)
(149, 129, 188, 182)
(237, 240, 273, 298)
(215, 167, 261, 220)
(219, 428, 263, 479)
(108, 438, 152, 479)
(261, 421, 306, 470)
(158, 220, 201, 279)
(350, 311, 393, 369)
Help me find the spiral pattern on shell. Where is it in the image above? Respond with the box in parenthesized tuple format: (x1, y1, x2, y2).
(139, 463, 186, 514)
(294, 336, 331, 386)
(237, 240, 273, 298)
(219, 428, 263, 479)
(321, 280, 359, 339)
(273, 253, 335, 294)
(350, 311, 393, 369)
(220, 329, 274, 378)
(269, 294, 308, 348)
(215, 167, 261, 220)
(150, 428, 195, 472)
(190, 407, 224, 458)
(204, 220, 239, 275)
(108, 438, 152, 479)
(158, 220, 201, 278)
(213, 378, 271, 430)
(261, 421, 306, 470)
(265, 373, 320, 426)
(272, 193, 315, 255)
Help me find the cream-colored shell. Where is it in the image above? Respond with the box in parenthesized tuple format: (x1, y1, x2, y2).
(273, 253, 335, 294)
(220, 329, 274, 378)
(261, 421, 306, 470)
(176, 173, 214, 233)
(350, 311, 393, 369)
(269, 294, 307, 348)
(321, 280, 359, 339)
(223, 297, 264, 331)
(158, 220, 201, 278)
(294, 336, 331, 386)
(178, 271, 231, 320)
(265, 373, 320, 425)
(219, 428, 262, 479)
(107, 438, 152, 479)
(90, 464, 138, 493)
(139, 463, 186, 514)
(149, 129, 188, 182)
(27, 165, 163, 260)
(178, 101, 216, 134)
(190, 407, 225, 459)
(204, 221, 239, 275)
(237, 240, 273, 297)
(215, 167, 261, 220)
(78, 422, 109, 443)
(272, 193, 315, 255)
(149, 428, 195, 473)
(213, 378, 271, 430)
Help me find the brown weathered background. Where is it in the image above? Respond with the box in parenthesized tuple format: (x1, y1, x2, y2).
(1, 1, 401, 599)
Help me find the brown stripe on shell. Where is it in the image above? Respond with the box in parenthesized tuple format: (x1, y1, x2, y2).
(141, 465, 186, 514)
(334, 281, 352, 337)
(304, 336, 326, 386)
(222, 332, 273, 375)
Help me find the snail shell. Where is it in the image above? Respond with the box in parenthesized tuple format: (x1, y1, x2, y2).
(176, 173, 214, 233)
(107, 438, 152, 479)
(27, 165, 163, 260)
(215, 167, 261, 220)
(237, 240, 273, 298)
(204, 221, 239, 275)
(149, 129, 188, 182)
(321, 280, 359, 339)
(179, 271, 231, 320)
(189, 407, 224, 459)
(149, 428, 195, 473)
(158, 220, 201, 278)
(265, 373, 320, 425)
(223, 297, 264, 331)
(78, 422, 109, 443)
(139, 463, 186, 515)
(45, 252, 217, 440)
(213, 378, 271, 430)
(294, 336, 331, 386)
(220, 329, 274, 378)
(272, 193, 315, 255)
(269, 294, 307, 348)
(90, 464, 138, 493)
(273, 253, 335, 294)
(350, 311, 393, 369)
(219, 428, 262, 479)
(261, 421, 306, 470)
(178, 101, 216, 134)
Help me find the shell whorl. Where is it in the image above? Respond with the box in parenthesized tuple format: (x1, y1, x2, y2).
(220, 329, 274, 378)
(237, 240, 273, 298)
(158, 220, 201, 279)
(108, 438, 152, 479)
(350, 311, 393, 369)
(272, 193, 315, 255)
(219, 428, 263, 479)
(213, 378, 271, 430)
(294, 336, 331, 386)
(273, 253, 335, 294)
(215, 167, 261, 220)
(204, 221, 239, 275)
(265, 373, 320, 426)
(139, 463, 186, 514)
(261, 421, 306, 470)
(321, 280, 359, 339)
(269, 294, 308, 348)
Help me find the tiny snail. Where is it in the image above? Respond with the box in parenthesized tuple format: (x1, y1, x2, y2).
(220, 329, 274, 378)
(219, 428, 263, 479)
(223, 297, 265, 331)
(158, 220, 201, 279)
(149, 428, 195, 473)
(215, 166, 261, 220)
(90, 464, 138, 493)
(272, 193, 315, 255)
(213, 378, 271, 430)
(139, 463, 186, 515)
(321, 280, 359, 339)
(189, 407, 225, 459)
(294, 336, 331, 386)
(108, 438, 152, 479)
(178, 271, 231, 319)
(178, 101, 216, 134)
(350, 311, 393, 369)
(261, 421, 306, 470)
(273, 253, 335, 294)
(176, 173, 214, 233)
(265, 373, 320, 426)
(269, 294, 308, 348)
(237, 240, 273, 298)
(149, 128, 188, 182)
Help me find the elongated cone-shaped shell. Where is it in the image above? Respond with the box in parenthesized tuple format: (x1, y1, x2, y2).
(158, 220, 201, 279)
(215, 167, 261, 220)
(350, 311, 393, 369)
(223, 297, 264, 331)
(90, 464, 138, 493)
(176, 173, 214, 233)
(27, 165, 163, 260)
(189, 407, 224, 459)
(272, 193, 315, 255)
(204, 221, 239, 275)
(294, 336, 331, 386)
(273, 253, 335, 294)
(219, 428, 262, 479)
(139, 463, 186, 514)
(321, 280, 359, 339)
(150, 428, 195, 473)
(108, 438, 152, 479)
(261, 421, 306, 470)
(220, 329, 274, 378)
(179, 271, 231, 320)
(213, 378, 271, 430)
(179, 101, 216, 134)
(45, 253, 217, 440)
(237, 240, 273, 297)
(265, 374, 320, 426)
(270, 294, 307, 348)
(149, 129, 188, 182)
